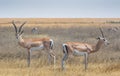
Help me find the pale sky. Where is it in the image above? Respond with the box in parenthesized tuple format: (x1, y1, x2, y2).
(0, 0, 120, 18)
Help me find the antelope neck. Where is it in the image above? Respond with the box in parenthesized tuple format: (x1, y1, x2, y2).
(92, 40, 104, 53)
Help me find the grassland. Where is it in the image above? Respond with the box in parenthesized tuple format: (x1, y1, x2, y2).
(0, 18, 120, 76)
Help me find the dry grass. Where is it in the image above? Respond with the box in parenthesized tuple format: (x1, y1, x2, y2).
(0, 18, 120, 76)
(0, 59, 119, 76)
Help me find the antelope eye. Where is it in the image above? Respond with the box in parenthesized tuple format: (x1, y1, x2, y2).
(97, 37, 100, 39)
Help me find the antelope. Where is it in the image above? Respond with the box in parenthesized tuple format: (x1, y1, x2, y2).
(31, 27, 39, 34)
(108, 27, 119, 32)
(61, 28, 109, 70)
(12, 21, 56, 67)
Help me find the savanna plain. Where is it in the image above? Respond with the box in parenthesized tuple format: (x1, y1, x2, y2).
(0, 18, 120, 76)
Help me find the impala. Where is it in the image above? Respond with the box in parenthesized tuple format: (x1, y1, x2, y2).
(61, 28, 109, 70)
(12, 21, 56, 67)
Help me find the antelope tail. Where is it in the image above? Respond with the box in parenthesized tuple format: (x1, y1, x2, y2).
(50, 39, 54, 50)
(62, 44, 68, 54)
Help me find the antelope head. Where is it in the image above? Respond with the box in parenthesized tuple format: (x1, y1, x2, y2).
(12, 21, 26, 39)
(96, 28, 110, 46)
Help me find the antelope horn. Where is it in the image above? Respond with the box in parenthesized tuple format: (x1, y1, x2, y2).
(18, 21, 27, 33)
(99, 27, 105, 38)
(12, 20, 17, 33)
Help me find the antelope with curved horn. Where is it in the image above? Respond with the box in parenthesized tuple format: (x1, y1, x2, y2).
(61, 28, 109, 70)
(12, 21, 56, 67)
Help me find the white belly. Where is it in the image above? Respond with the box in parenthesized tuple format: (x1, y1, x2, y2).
(73, 49, 87, 56)
(30, 45, 44, 51)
